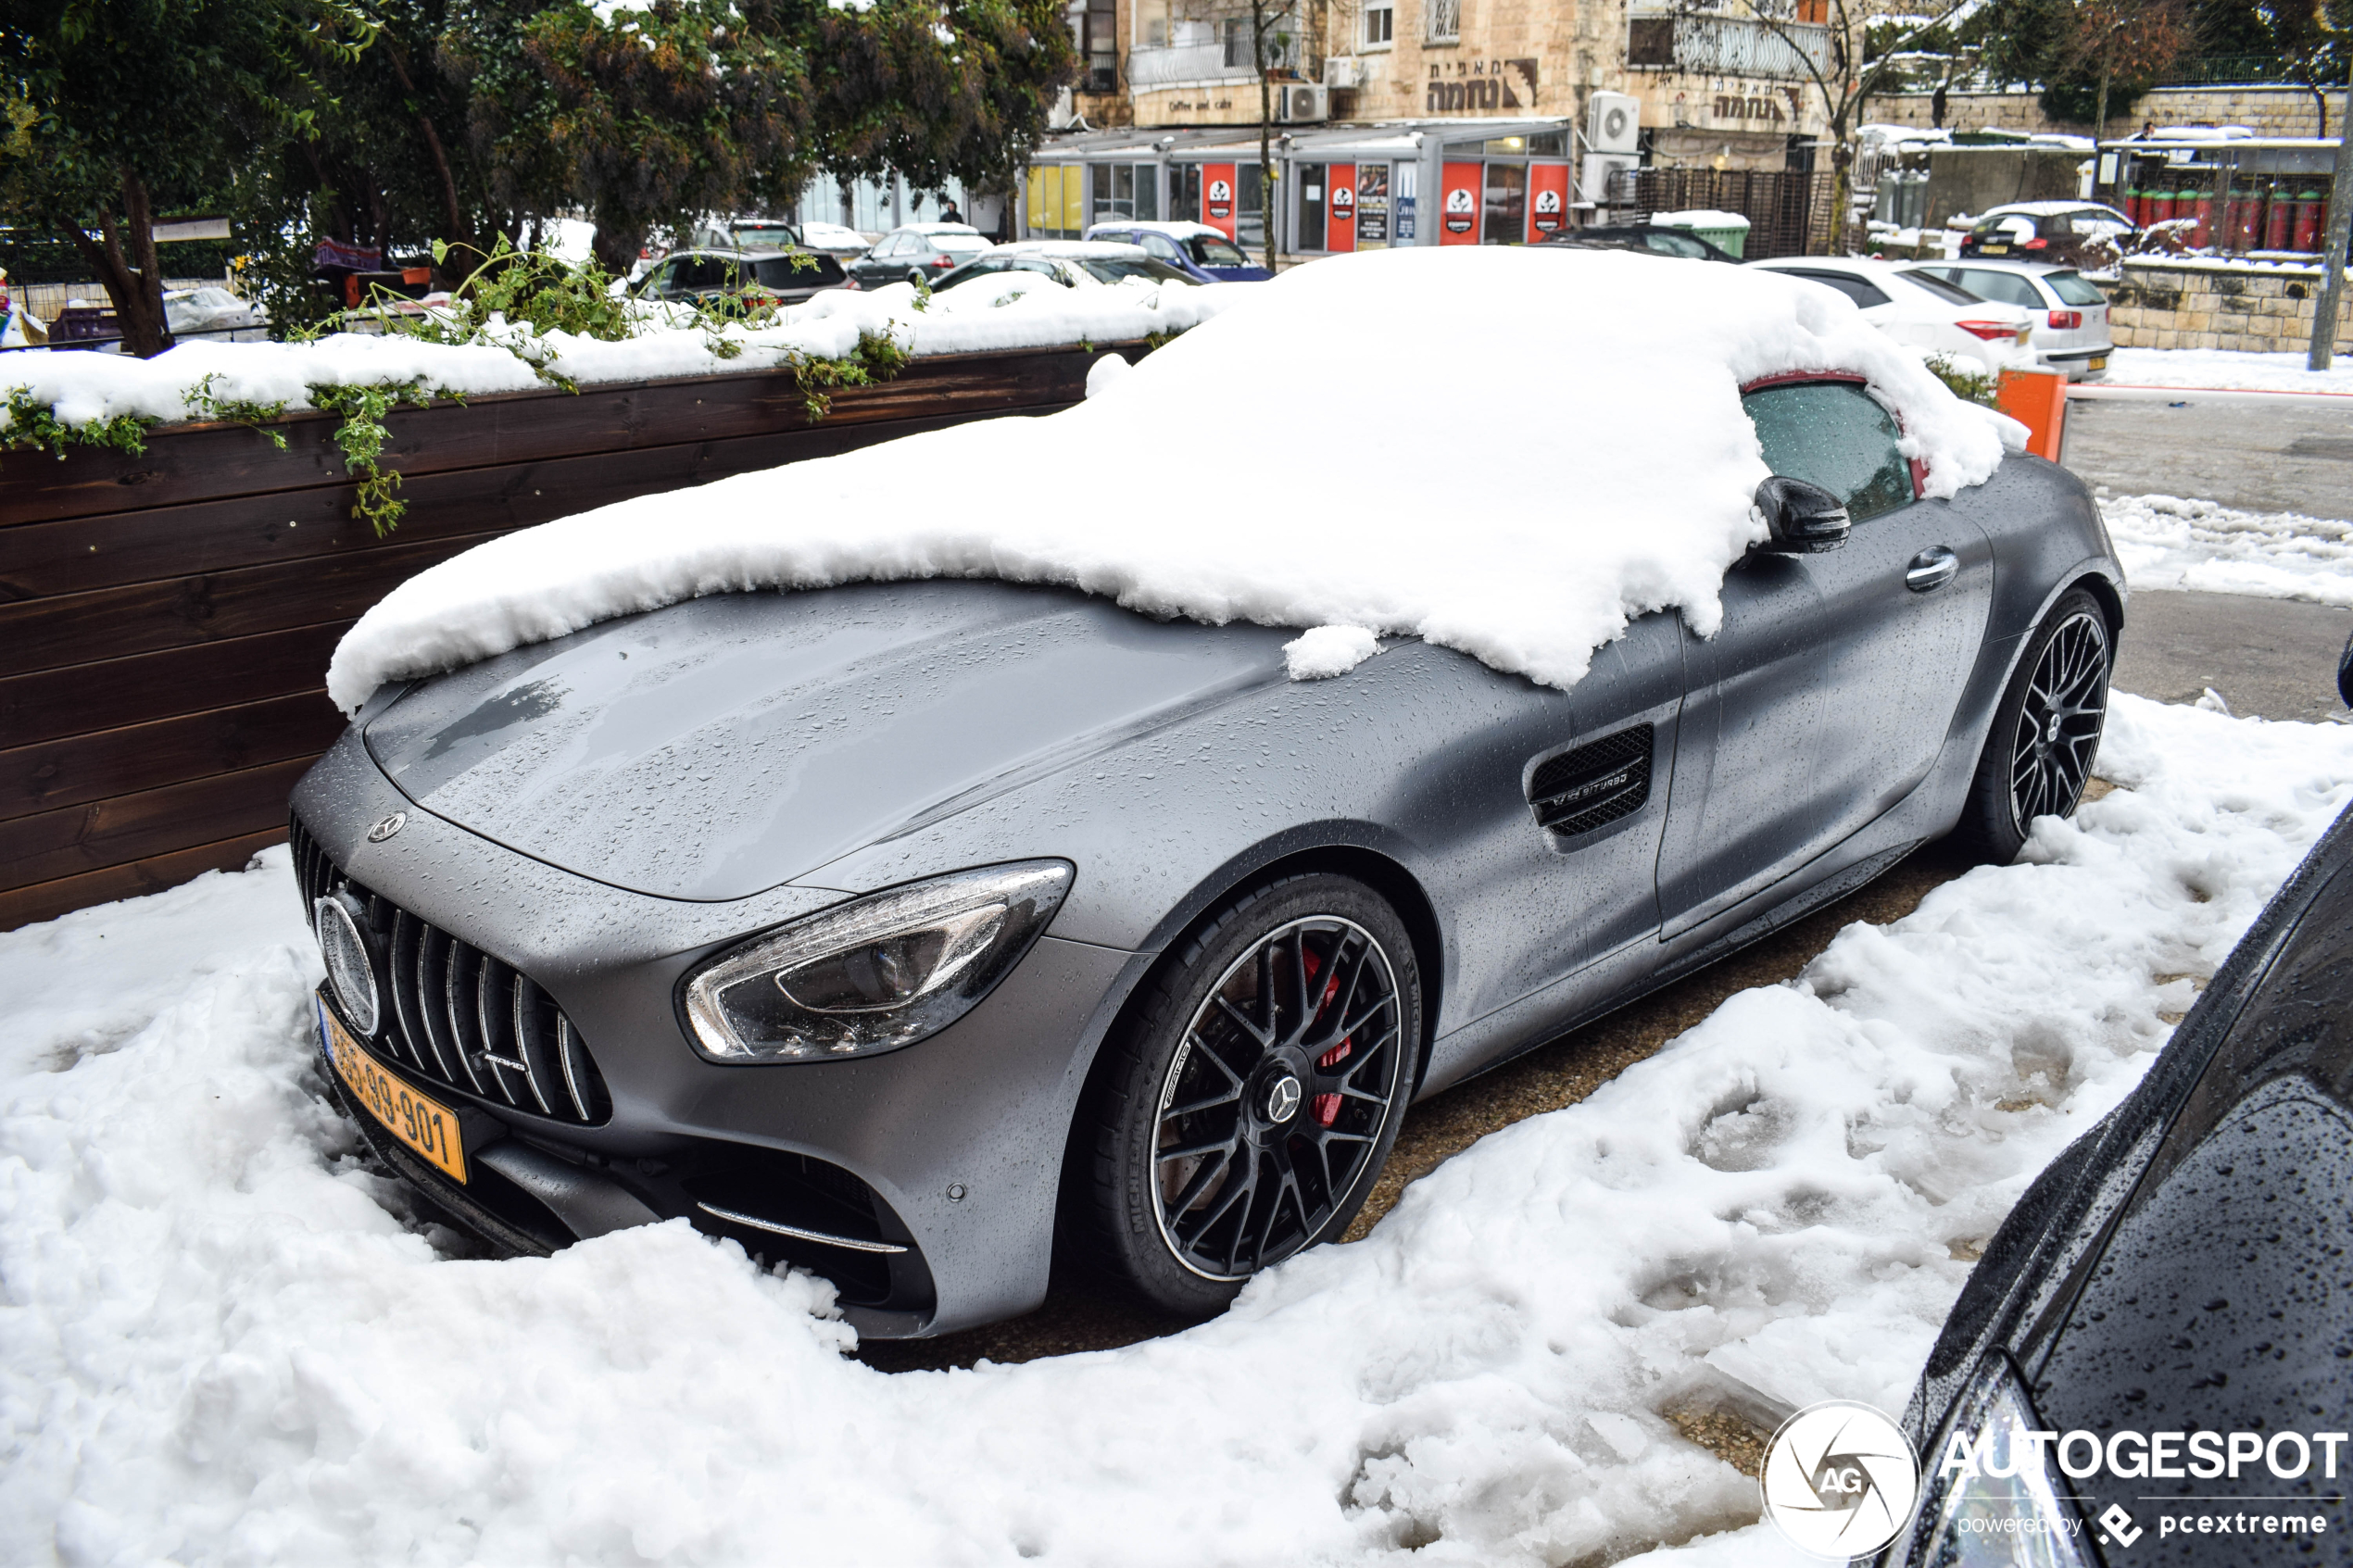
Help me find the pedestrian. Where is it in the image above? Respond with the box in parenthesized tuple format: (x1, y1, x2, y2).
(941, 200, 965, 225)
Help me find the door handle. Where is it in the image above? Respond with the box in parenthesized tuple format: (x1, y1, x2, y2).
(1906, 546, 1959, 594)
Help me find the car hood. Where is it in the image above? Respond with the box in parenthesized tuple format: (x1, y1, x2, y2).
(363, 581, 1291, 901)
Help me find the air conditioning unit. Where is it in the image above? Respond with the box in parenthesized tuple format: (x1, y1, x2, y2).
(1587, 90, 1641, 155)
(1277, 83, 1330, 123)
(1323, 56, 1364, 90)
(1580, 152, 1638, 205)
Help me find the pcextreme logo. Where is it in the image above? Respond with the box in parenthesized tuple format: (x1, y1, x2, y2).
(1760, 1400, 1921, 1558)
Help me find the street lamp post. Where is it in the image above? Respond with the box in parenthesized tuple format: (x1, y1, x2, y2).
(2309, 68, 2353, 370)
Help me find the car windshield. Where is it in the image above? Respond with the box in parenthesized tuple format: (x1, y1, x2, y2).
(2045, 270, 2108, 306)
(934, 232, 990, 253)
(1188, 236, 1250, 266)
(1900, 270, 1980, 305)
(732, 225, 798, 246)
(748, 254, 845, 288)
(1644, 231, 1710, 258)
(1074, 257, 1196, 284)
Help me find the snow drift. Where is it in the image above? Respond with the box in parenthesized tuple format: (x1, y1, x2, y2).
(6, 696, 2349, 1565)
(324, 247, 2014, 712)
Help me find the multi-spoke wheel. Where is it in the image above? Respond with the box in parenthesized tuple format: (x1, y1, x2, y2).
(1958, 589, 2113, 863)
(1074, 873, 1421, 1314)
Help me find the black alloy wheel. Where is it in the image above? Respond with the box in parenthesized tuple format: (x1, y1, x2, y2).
(1074, 873, 1420, 1316)
(1958, 588, 2113, 863)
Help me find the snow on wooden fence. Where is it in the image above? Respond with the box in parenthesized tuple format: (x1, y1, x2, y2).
(0, 345, 1110, 930)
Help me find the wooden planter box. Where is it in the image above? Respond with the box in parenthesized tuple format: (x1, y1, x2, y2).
(0, 345, 1107, 930)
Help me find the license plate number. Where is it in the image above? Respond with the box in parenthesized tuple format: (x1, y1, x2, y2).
(321, 998, 468, 1183)
(1981, 244, 2009, 254)
(2087, 356, 2108, 370)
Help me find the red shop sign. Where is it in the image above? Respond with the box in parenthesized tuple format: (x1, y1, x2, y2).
(1440, 161, 1480, 245)
(1203, 163, 1239, 237)
(1327, 162, 1356, 252)
(1529, 164, 1570, 238)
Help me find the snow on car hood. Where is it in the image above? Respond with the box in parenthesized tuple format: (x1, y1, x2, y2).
(326, 246, 2012, 713)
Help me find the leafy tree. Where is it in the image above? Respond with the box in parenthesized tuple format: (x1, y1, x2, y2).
(0, 0, 368, 356)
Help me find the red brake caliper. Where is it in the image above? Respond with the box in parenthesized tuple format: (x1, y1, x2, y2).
(1304, 944, 1347, 1126)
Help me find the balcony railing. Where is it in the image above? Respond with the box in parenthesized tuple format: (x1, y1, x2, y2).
(1627, 12, 1829, 80)
(1126, 28, 1301, 87)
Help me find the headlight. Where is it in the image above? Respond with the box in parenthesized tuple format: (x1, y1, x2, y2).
(681, 861, 1074, 1063)
(1901, 1354, 2096, 1568)
(314, 890, 382, 1036)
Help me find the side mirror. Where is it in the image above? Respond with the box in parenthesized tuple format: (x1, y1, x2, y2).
(1754, 476, 1851, 553)
(2337, 627, 2352, 710)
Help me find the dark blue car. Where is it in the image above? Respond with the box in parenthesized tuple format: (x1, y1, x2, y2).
(1082, 220, 1272, 282)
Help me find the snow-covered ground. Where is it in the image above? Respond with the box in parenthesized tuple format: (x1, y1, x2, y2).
(2102, 493, 2353, 607)
(2103, 346, 2353, 395)
(6, 694, 2350, 1565)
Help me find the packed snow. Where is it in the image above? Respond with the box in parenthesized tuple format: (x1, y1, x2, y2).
(323, 247, 2013, 712)
(0, 276, 1238, 433)
(5, 696, 2348, 1564)
(2102, 492, 2353, 606)
(2101, 346, 2353, 395)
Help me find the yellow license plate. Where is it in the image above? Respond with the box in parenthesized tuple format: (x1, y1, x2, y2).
(1982, 244, 2009, 254)
(2088, 356, 2108, 370)
(321, 1000, 468, 1183)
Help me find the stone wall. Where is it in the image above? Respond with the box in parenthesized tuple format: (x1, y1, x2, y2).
(1868, 84, 2329, 140)
(2104, 258, 2353, 354)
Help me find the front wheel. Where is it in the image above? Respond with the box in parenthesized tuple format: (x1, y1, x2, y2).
(1073, 873, 1421, 1316)
(1956, 588, 2113, 862)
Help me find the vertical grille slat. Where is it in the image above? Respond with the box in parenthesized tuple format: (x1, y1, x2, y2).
(292, 812, 613, 1127)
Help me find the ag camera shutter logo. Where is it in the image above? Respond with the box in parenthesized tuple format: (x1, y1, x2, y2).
(1760, 1400, 1921, 1557)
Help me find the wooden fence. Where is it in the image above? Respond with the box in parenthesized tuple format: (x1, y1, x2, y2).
(0, 345, 1107, 930)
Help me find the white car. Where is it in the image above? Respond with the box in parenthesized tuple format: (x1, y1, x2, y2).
(936, 240, 1200, 293)
(1902, 260, 2113, 381)
(1743, 256, 2033, 372)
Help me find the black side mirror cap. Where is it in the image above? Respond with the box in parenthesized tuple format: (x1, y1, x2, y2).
(1754, 476, 1852, 554)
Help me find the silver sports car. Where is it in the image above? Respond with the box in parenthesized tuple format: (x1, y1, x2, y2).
(291, 373, 2122, 1338)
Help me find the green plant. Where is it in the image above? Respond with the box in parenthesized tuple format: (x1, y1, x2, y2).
(1923, 351, 2001, 408)
(784, 330, 912, 420)
(185, 374, 291, 448)
(309, 380, 440, 534)
(0, 387, 157, 461)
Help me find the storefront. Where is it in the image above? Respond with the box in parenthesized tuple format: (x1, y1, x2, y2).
(1018, 117, 1578, 256)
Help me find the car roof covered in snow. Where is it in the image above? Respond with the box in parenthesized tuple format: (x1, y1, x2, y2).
(1084, 220, 1229, 241)
(894, 222, 985, 237)
(1982, 200, 2128, 219)
(997, 241, 1154, 258)
(326, 248, 2015, 710)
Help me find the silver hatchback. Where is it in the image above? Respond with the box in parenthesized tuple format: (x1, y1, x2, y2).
(1904, 260, 2114, 381)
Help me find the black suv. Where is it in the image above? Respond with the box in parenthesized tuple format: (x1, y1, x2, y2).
(636, 247, 848, 311)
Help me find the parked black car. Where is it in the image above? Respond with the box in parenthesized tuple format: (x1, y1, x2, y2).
(1960, 202, 2138, 266)
(1883, 791, 2353, 1563)
(844, 223, 993, 289)
(1539, 224, 1742, 263)
(635, 247, 848, 311)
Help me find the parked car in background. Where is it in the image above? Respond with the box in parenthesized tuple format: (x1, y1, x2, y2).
(1960, 201, 2136, 265)
(1536, 224, 1740, 263)
(1081, 220, 1272, 282)
(794, 220, 876, 261)
(1881, 789, 2353, 1566)
(845, 224, 993, 289)
(1743, 256, 2035, 372)
(689, 218, 802, 252)
(635, 247, 849, 311)
(935, 241, 1199, 294)
(1905, 259, 2114, 380)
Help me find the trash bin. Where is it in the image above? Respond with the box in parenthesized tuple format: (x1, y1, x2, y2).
(1654, 209, 1751, 257)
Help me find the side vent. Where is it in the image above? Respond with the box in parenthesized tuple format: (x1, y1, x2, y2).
(1528, 724, 1654, 838)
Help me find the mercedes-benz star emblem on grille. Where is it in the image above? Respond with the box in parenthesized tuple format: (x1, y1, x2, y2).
(367, 811, 409, 844)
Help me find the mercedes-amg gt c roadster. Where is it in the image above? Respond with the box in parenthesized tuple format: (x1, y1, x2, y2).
(291, 350, 2122, 1340)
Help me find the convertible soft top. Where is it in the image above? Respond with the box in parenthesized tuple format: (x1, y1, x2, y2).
(327, 247, 2018, 712)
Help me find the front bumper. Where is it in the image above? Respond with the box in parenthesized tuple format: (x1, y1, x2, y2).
(294, 728, 1140, 1337)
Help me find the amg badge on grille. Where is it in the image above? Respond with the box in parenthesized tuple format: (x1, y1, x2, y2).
(367, 811, 409, 844)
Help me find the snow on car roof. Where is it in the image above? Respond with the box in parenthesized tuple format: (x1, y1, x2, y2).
(1085, 220, 1229, 241)
(898, 222, 983, 235)
(1983, 200, 2124, 217)
(326, 247, 2013, 710)
(999, 241, 1153, 258)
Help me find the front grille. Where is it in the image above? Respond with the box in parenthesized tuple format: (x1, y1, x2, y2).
(291, 813, 612, 1125)
(1528, 724, 1655, 838)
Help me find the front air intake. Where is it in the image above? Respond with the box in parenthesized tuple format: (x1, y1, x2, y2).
(1527, 724, 1655, 838)
(291, 813, 611, 1125)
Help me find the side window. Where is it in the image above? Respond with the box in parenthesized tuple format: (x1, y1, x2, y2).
(1786, 269, 1892, 309)
(1141, 234, 1182, 262)
(645, 260, 677, 295)
(1742, 381, 1915, 523)
(1956, 269, 2042, 308)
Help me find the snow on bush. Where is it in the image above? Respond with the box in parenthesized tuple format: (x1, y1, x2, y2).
(6, 696, 2349, 1566)
(324, 247, 2013, 711)
(0, 275, 1236, 432)
(2104, 492, 2353, 606)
